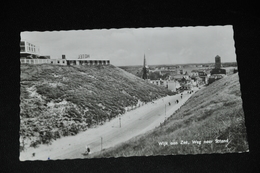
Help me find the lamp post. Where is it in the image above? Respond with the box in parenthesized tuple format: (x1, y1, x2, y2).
(101, 137, 103, 151)
(119, 115, 121, 128)
(165, 104, 166, 120)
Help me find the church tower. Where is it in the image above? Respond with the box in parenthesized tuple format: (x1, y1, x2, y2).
(142, 54, 148, 80)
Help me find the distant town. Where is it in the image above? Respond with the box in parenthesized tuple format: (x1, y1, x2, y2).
(20, 39, 238, 94)
(119, 55, 238, 93)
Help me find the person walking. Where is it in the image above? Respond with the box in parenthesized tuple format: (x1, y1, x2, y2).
(85, 145, 91, 155)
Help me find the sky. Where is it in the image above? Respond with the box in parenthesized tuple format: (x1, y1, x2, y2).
(21, 25, 236, 66)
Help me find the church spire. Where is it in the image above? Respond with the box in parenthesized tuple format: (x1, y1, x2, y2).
(142, 54, 148, 80)
(143, 54, 146, 68)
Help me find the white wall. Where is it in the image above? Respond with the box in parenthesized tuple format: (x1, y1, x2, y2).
(168, 81, 176, 92)
(20, 59, 66, 65)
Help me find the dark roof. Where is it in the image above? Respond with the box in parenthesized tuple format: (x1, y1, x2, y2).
(209, 74, 225, 78)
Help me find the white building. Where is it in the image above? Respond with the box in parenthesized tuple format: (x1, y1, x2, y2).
(66, 59, 110, 65)
(20, 41, 110, 66)
(168, 80, 181, 92)
(20, 58, 67, 65)
(191, 79, 197, 86)
(150, 79, 180, 92)
(20, 40, 40, 59)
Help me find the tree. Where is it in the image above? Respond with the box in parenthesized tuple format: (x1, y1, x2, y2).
(149, 71, 161, 80)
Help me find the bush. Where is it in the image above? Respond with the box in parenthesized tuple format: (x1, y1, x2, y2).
(30, 140, 41, 148)
(40, 131, 53, 144)
(21, 64, 175, 149)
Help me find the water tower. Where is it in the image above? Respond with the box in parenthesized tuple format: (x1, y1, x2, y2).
(215, 55, 221, 69)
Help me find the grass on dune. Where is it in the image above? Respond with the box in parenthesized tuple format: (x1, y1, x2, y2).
(20, 64, 174, 150)
(91, 73, 248, 158)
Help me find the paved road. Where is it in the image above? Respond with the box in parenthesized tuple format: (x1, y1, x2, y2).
(20, 89, 198, 161)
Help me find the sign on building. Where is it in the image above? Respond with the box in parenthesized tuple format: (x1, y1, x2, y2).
(78, 54, 90, 59)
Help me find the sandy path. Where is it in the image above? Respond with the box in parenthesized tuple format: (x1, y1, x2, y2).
(20, 88, 199, 161)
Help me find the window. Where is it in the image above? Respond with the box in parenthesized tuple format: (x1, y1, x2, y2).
(20, 47, 25, 52)
(57, 61, 60, 63)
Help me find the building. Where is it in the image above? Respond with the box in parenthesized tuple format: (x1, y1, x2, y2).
(20, 40, 40, 59)
(150, 79, 180, 92)
(215, 55, 221, 69)
(208, 74, 226, 84)
(41, 55, 50, 59)
(173, 74, 190, 81)
(198, 71, 207, 77)
(20, 41, 110, 66)
(142, 54, 149, 80)
(197, 71, 208, 84)
(210, 55, 226, 75)
(66, 59, 110, 65)
(205, 74, 210, 84)
(168, 80, 181, 92)
(160, 70, 176, 76)
(210, 68, 226, 75)
(20, 58, 67, 65)
(20, 57, 110, 66)
(190, 70, 199, 77)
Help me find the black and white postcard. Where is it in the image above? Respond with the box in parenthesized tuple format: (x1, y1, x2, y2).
(19, 25, 249, 161)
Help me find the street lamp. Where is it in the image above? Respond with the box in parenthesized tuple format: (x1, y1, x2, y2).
(119, 115, 121, 128)
(101, 136, 103, 151)
(165, 104, 166, 120)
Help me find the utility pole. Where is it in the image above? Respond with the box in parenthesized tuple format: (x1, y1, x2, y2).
(165, 104, 166, 120)
(119, 116, 121, 128)
(101, 137, 103, 151)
